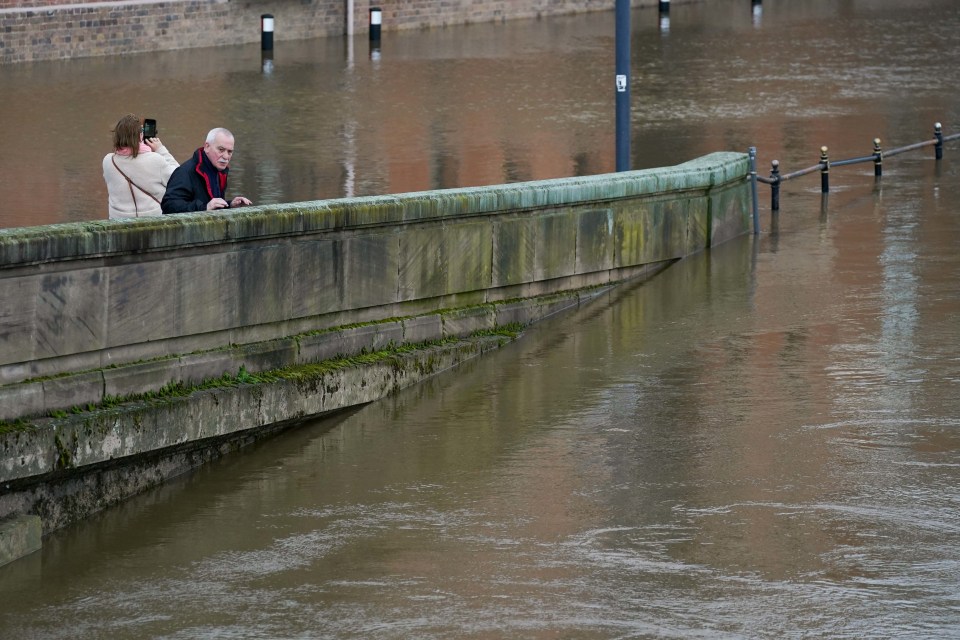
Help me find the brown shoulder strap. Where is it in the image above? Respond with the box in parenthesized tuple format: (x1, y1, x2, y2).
(111, 155, 161, 216)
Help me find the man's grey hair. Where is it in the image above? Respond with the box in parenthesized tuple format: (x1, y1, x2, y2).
(205, 127, 233, 144)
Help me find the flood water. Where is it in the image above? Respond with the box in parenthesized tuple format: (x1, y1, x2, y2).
(3, 0, 960, 637)
(1, 0, 959, 229)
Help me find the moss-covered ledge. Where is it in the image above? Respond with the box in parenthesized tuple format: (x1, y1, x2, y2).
(0, 276, 644, 424)
(0, 328, 520, 538)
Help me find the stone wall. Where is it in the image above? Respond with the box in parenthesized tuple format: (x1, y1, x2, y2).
(0, 0, 686, 64)
(0, 151, 749, 424)
(0, 151, 749, 561)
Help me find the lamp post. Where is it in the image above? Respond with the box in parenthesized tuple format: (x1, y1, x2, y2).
(615, 0, 631, 172)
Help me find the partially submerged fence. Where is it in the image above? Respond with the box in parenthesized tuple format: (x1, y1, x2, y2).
(747, 122, 960, 233)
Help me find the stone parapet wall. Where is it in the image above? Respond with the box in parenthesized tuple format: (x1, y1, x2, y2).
(0, 151, 750, 424)
(1, 0, 685, 64)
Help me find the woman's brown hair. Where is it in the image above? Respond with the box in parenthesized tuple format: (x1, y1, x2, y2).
(112, 114, 142, 157)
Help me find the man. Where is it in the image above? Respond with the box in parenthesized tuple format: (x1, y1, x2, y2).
(161, 128, 252, 213)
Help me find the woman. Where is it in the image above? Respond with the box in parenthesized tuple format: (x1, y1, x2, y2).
(102, 114, 180, 219)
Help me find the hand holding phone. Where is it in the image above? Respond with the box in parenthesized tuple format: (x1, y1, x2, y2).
(142, 118, 158, 140)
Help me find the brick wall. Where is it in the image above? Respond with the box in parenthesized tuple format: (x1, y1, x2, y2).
(0, 0, 345, 64)
(370, 0, 614, 29)
(0, 0, 672, 64)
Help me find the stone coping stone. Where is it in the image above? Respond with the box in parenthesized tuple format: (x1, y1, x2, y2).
(0, 153, 748, 267)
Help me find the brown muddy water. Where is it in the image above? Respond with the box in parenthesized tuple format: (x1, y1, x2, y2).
(1, 0, 960, 638)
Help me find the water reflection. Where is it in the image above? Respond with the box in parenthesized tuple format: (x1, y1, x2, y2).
(3, 176, 960, 635)
(2, 0, 960, 229)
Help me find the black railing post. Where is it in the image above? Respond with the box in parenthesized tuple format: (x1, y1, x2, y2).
(935, 122, 943, 160)
(749, 147, 760, 235)
(873, 138, 882, 177)
(820, 146, 829, 193)
(770, 160, 780, 211)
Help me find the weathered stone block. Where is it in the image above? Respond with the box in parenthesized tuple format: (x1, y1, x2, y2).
(445, 220, 493, 293)
(402, 314, 442, 344)
(106, 252, 178, 346)
(178, 351, 237, 385)
(535, 210, 578, 281)
(0, 515, 41, 568)
(709, 180, 751, 245)
(0, 381, 44, 422)
(0, 277, 39, 366)
(492, 215, 537, 288)
(344, 232, 400, 308)
(576, 208, 614, 274)
(42, 370, 104, 414)
(0, 422, 57, 481)
(173, 251, 238, 335)
(287, 236, 342, 319)
(297, 331, 347, 364)
(102, 358, 181, 401)
(235, 243, 295, 327)
(398, 224, 447, 301)
(441, 306, 495, 338)
(35, 268, 108, 360)
(336, 324, 383, 357)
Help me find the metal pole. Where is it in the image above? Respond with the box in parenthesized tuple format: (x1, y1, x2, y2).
(749, 147, 760, 235)
(346, 0, 354, 36)
(935, 122, 943, 160)
(820, 146, 829, 193)
(770, 160, 780, 211)
(873, 138, 882, 177)
(615, 0, 631, 172)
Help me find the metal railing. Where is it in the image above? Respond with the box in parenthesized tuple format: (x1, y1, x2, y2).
(747, 122, 960, 234)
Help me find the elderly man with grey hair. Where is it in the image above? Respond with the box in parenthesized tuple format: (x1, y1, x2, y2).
(161, 127, 253, 213)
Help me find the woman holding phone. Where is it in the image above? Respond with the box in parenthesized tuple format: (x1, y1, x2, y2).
(103, 114, 180, 219)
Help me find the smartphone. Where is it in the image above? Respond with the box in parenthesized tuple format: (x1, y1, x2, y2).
(142, 119, 158, 139)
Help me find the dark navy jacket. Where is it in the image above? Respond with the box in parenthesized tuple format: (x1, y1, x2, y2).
(161, 150, 227, 214)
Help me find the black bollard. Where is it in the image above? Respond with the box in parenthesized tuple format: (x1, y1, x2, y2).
(935, 122, 943, 160)
(749, 147, 759, 234)
(659, 0, 670, 13)
(770, 160, 780, 211)
(369, 6, 382, 42)
(873, 138, 882, 177)
(261, 14, 274, 51)
(820, 146, 829, 193)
